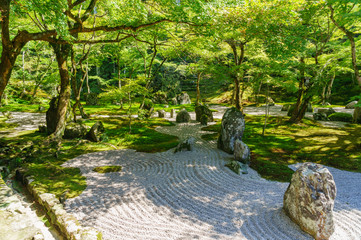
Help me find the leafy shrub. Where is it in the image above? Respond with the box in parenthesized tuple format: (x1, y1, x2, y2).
(328, 112, 353, 122)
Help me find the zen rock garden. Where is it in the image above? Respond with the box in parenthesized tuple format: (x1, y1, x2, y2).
(1, 1, 361, 239)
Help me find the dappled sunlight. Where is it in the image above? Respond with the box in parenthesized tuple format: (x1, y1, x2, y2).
(59, 121, 361, 240)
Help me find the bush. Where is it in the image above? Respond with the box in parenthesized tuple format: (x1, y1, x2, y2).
(328, 112, 353, 122)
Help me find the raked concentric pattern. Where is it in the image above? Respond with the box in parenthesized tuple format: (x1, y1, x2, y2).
(62, 123, 361, 240)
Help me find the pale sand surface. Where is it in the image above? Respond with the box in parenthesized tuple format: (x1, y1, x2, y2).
(62, 120, 361, 240)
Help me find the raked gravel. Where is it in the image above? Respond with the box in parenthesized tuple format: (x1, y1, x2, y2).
(62, 121, 361, 240)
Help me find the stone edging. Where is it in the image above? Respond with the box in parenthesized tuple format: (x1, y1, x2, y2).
(16, 169, 102, 240)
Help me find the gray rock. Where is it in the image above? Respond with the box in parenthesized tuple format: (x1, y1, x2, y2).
(38, 125, 47, 133)
(234, 139, 250, 164)
(281, 104, 290, 111)
(346, 100, 358, 109)
(217, 107, 245, 154)
(170, 109, 176, 118)
(313, 113, 329, 121)
(85, 93, 98, 105)
(171, 97, 178, 105)
(63, 122, 87, 139)
(176, 109, 191, 123)
(195, 105, 214, 122)
(174, 137, 195, 153)
(284, 163, 336, 240)
(177, 92, 191, 105)
(318, 108, 336, 116)
(153, 92, 168, 104)
(87, 121, 105, 142)
(157, 110, 166, 118)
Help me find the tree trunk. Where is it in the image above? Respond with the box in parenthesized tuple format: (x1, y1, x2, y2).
(196, 72, 202, 106)
(234, 76, 241, 111)
(289, 58, 306, 123)
(50, 42, 72, 139)
(0, 0, 28, 101)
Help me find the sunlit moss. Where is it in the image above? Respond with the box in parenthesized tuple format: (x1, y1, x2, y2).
(93, 166, 122, 173)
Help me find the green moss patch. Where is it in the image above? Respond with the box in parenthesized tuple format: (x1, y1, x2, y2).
(328, 112, 353, 122)
(201, 115, 361, 182)
(93, 166, 122, 173)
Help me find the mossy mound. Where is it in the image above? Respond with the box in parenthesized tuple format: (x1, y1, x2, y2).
(93, 166, 122, 173)
(328, 112, 353, 122)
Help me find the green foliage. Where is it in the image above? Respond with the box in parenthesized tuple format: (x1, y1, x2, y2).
(93, 166, 122, 173)
(328, 112, 353, 122)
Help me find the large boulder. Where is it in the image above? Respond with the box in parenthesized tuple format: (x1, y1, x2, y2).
(195, 105, 214, 122)
(217, 107, 245, 154)
(86, 121, 105, 142)
(234, 139, 250, 164)
(63, 122, 87, 139)
(176, 109, 191, 123)
(346, 100, 358, 109)
(85, 92, 98, 106)
(318, 108, 336, 116)
(283, 163, 336, 240)
(177, 92, 191, 105)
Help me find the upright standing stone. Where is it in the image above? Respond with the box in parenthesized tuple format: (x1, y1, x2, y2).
(217, 107, 245, 154)
(283, 163, 336, 240)
(170, 109, 176, 118)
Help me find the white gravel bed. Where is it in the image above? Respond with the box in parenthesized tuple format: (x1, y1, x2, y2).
(62, 121, 361, 240)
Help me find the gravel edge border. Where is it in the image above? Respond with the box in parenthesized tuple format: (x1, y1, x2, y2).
(15, 169, 102, 240)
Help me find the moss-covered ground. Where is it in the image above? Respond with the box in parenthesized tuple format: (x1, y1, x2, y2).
(201, 115, 361, 182)
(0, 114, 178, 199)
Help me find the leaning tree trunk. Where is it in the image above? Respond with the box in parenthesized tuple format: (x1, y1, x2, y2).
(50, 42, 72, 139)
